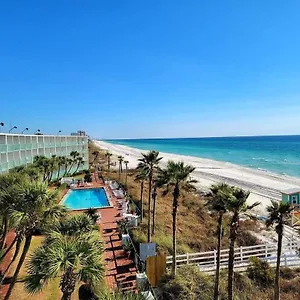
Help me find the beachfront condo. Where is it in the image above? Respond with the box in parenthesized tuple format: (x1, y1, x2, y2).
(0, 133, 88, 174)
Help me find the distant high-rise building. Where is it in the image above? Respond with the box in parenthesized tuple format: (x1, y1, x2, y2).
(71, 130, 86, 136)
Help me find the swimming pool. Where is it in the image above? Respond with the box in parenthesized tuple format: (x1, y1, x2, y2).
(62, 188, 110, 210)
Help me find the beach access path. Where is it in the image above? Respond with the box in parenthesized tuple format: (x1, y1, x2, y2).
(94, 140, 300, 216)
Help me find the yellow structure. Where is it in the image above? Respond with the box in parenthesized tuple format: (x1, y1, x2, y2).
(146, 253, 166, 287)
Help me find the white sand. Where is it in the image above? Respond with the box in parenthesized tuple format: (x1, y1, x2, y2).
(94, 140, 300, 216)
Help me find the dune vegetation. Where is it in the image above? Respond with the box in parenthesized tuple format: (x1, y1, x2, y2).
(90, 142, 300, 300)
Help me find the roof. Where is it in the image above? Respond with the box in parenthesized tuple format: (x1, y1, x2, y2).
(282, 188, 300, 195)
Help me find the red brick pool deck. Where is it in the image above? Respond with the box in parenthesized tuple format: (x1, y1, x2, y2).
(89, 177, 137, 292)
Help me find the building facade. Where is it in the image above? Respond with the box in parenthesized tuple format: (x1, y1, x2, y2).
(282, 188, 300, 208)
(0, 133, 88, 174)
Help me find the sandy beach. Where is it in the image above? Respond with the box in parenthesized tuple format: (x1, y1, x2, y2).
(94, 140, 300, 216)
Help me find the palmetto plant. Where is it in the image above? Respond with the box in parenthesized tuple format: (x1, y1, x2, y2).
(25, 214, 103, 300)
(84, 208, 100, 224)
(157, 161, 197, 277)
(206, 183, 233, 300)
(226, 188, 260, 300)
(51, 214, 99, 237)
(266, 200, 292, 300)
(25, 232, 104, 300)
(4, 181, 66, 300)
(136, 151, 162, 243)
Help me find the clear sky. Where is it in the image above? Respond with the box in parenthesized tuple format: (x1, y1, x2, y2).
(1, 1, 300, 139)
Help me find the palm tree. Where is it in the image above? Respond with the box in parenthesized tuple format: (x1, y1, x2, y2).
(117, 155, 124, 181)
(157, 161, 197, 277)
(56, 156, 65, 180)
(134, 169, 148, 222)
(266, 200, 292, 300)
(151, 180, 158, 236)
(47, 155, 58, 182)
(84, 208, 100, 224)
(48, 214, 99, 240)
(25, 231, 104, 300)
(136, 151, 162, 243)
(33, 155, 51, 181)
(206, 183, 233, 300)
(105, 152, 112, 179)
(67, 151, 80, 174)
(91, 150, 99, 167)
(4, 181, 66, 300)
(226, 188, 260, 300)
(0, 173, 24, 250)
(124, 160, 129, 185)
(73, 156, 84, 175)
(0, 228, 23, 286)
(63, 158, 73, 177)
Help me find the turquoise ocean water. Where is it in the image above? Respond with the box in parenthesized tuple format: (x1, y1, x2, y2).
(104, 136, 300, 178)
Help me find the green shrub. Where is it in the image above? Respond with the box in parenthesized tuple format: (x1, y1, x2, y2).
(281, 277, 300, 293)
(59, 182, 68, 190)
(160, 265, 213, 300)
(280, 267, 298, 280)
(247, 257, 275, 288)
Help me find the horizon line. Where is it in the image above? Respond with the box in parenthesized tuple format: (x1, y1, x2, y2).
(94, 133, 300, 141)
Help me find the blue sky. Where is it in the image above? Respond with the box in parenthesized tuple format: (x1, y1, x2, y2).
(1, 1, 300, 138)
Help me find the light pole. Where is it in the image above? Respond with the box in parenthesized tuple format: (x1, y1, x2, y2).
(21, 127, 29, 134)
(9, 126, 17, 133)
(0, 122, 4, 133)
(57, 130, 62, 135)
(35, 129, 41, 135)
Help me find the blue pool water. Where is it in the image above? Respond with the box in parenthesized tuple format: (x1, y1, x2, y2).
(63, 188, 110, 210)
(105, 135, 300, 178)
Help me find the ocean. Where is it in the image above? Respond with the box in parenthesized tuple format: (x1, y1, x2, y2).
(105, 136, 300, 178)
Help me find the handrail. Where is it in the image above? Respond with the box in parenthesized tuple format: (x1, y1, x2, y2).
(166, 241, 300, 272)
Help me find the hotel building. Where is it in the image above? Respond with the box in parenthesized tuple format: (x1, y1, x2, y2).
(0, 133, 88, 174)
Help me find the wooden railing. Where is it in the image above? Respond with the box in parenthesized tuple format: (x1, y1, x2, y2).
(166, 242, 300, 271)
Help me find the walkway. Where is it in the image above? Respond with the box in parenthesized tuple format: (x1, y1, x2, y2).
(92, 175, 136, 292)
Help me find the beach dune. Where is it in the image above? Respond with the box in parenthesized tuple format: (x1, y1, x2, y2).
(94, 140, 300, 215)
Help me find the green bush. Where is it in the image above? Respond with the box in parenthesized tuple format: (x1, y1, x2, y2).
(247, 257, 275, 288)
(280, 267, 298, 280)
(160, 265, 213, 300)
(281, 277, 300, 293)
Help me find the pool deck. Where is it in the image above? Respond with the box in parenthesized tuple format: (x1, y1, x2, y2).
(73, 175, 137, 293)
